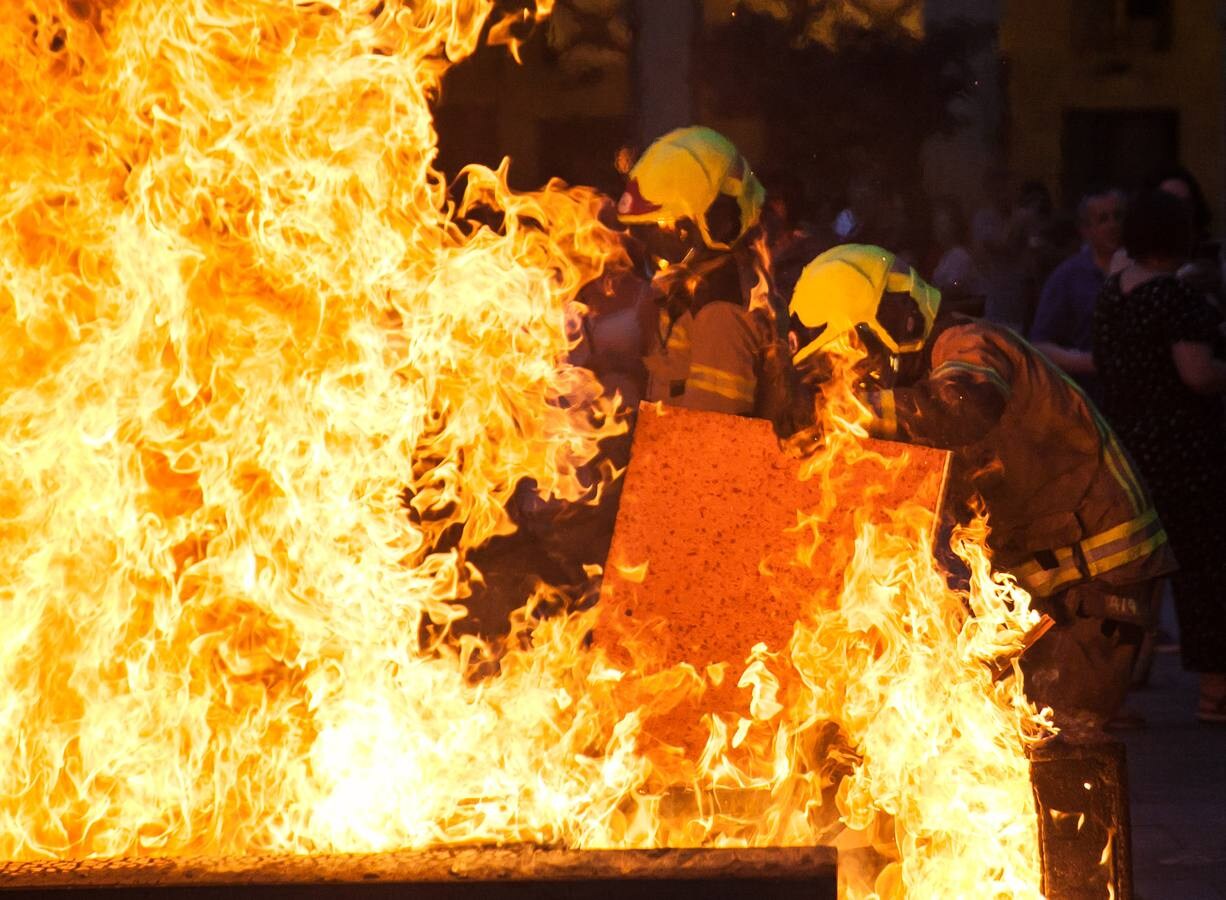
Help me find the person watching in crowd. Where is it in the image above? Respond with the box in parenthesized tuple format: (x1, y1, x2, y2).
(1093, 189, 1226, 723)
(925, 195, 984, 316)
(1029, 187, 1126, 401)
(1110, 166, 1224, 308)
(970, 168, 1030, 333)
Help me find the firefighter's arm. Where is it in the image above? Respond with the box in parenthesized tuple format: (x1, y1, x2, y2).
(677, 302, 758, 415)
(859, 380, 1006, 447)
(861, 334, 1012, 448)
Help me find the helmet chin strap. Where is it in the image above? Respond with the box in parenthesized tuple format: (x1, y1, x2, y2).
(650, 244, 732, 305)
(824, 327, 922, 392)
(893, 349, 927, 387)
(863, 348, 928, 391)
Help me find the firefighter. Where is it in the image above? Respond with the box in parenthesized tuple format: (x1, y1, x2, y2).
(615, 126, 790, 426)
(788, 243, 1177, 728)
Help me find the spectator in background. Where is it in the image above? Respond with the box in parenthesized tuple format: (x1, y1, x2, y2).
(831, 168, 879, 243)
(760, 167, 829, 325)
(971, 168, 1030, 332)
(1093, 190, 1226, 723)
(832, 166, 911, 255)
(1014, 180, 1056, 331)
(1154, 164, 1214, 245)
(1034, 210, 1082, 289)
(1029, 187, 1125, 401)
(925, 196, 984, 315)
(1018, 179, 1054, 222)
(1151, 165, 1221, 303)
(760, 168, 810, 258)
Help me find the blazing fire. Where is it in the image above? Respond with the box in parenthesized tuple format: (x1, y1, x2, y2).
(1, 1, 1050, 896)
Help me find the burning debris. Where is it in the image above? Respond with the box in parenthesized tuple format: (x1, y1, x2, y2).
(0, 1, 1069, 897)
(596, 405, 951, 771)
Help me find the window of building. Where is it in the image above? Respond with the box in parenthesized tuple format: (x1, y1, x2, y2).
(1061, 108, 1179, 204)
(1071, 0, 1172, 54)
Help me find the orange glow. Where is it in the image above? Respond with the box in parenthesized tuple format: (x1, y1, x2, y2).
(2, 1, 1051, 895)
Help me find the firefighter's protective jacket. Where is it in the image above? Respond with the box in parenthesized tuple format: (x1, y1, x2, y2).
(863, 315, 1175, 600)
(645, 301, 786, 418)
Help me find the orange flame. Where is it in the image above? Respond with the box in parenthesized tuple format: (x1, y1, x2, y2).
(2, 1, 1051, 895)
(1, 0, 623, 858)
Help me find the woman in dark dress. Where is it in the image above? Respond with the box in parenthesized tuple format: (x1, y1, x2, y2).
(1094, 190, 1226, 722)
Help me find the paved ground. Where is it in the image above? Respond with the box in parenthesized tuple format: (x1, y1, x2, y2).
(1121, 646, 1226, 899)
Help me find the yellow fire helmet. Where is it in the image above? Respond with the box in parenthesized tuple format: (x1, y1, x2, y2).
(789, 244, 942, 364)
(616, 126, 765, 251)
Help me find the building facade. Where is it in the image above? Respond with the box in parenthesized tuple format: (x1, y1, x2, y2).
(435, 1, 1226, 231)
(1000, 0, 1225, 224)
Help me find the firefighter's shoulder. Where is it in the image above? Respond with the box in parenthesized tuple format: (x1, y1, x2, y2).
(927, 320, 1016, 397)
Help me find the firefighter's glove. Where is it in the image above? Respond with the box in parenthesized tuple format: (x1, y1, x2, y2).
(781, 422, 825, 461)
(854, 387, 900, 441)
(1030, 592, 1076, 628)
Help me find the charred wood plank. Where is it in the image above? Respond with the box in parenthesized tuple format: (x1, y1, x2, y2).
(1029, 736, 1132, 900)
(0, 846, 837, 898)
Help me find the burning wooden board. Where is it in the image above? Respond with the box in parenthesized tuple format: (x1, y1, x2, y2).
(0, 847, 837, 898)
(595, 403, 951, 764)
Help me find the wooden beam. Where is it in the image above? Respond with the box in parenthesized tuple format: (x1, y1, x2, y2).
(0, 846, 836, 891)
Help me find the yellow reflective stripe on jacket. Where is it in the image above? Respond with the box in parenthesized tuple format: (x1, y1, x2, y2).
(1089, 410, 1147, 515)
(666, 321, 692, 354)
(1013, 547, 1084, 598)
(931, 359, 1012, 398)
(1012, 508, 1168, 598)
(687, 363, 755, 404)
(1048, 361, 1146, 514)
(1079, 508, 1157, 556)
(1081, 508, 1168, 578)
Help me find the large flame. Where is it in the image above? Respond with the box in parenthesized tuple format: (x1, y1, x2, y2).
(2, 1, 1050, 895)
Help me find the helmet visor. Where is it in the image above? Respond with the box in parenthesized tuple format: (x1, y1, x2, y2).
(851, 323, 894, 386)
(790, 318, 894, 386)
(789, 311, 829, 365)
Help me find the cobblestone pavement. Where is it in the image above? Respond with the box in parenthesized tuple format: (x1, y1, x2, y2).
(1121, 649, 1226, 900)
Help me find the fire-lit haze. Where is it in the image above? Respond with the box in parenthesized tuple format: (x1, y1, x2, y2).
(1, 1, 1049, 896)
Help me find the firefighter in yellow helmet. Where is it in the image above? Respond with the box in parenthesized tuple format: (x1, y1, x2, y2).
(789, 244, 1176, 728)
(616, 126, 789, 426)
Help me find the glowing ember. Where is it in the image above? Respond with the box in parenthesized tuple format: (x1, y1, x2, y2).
(1, 1, 1050, 896)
